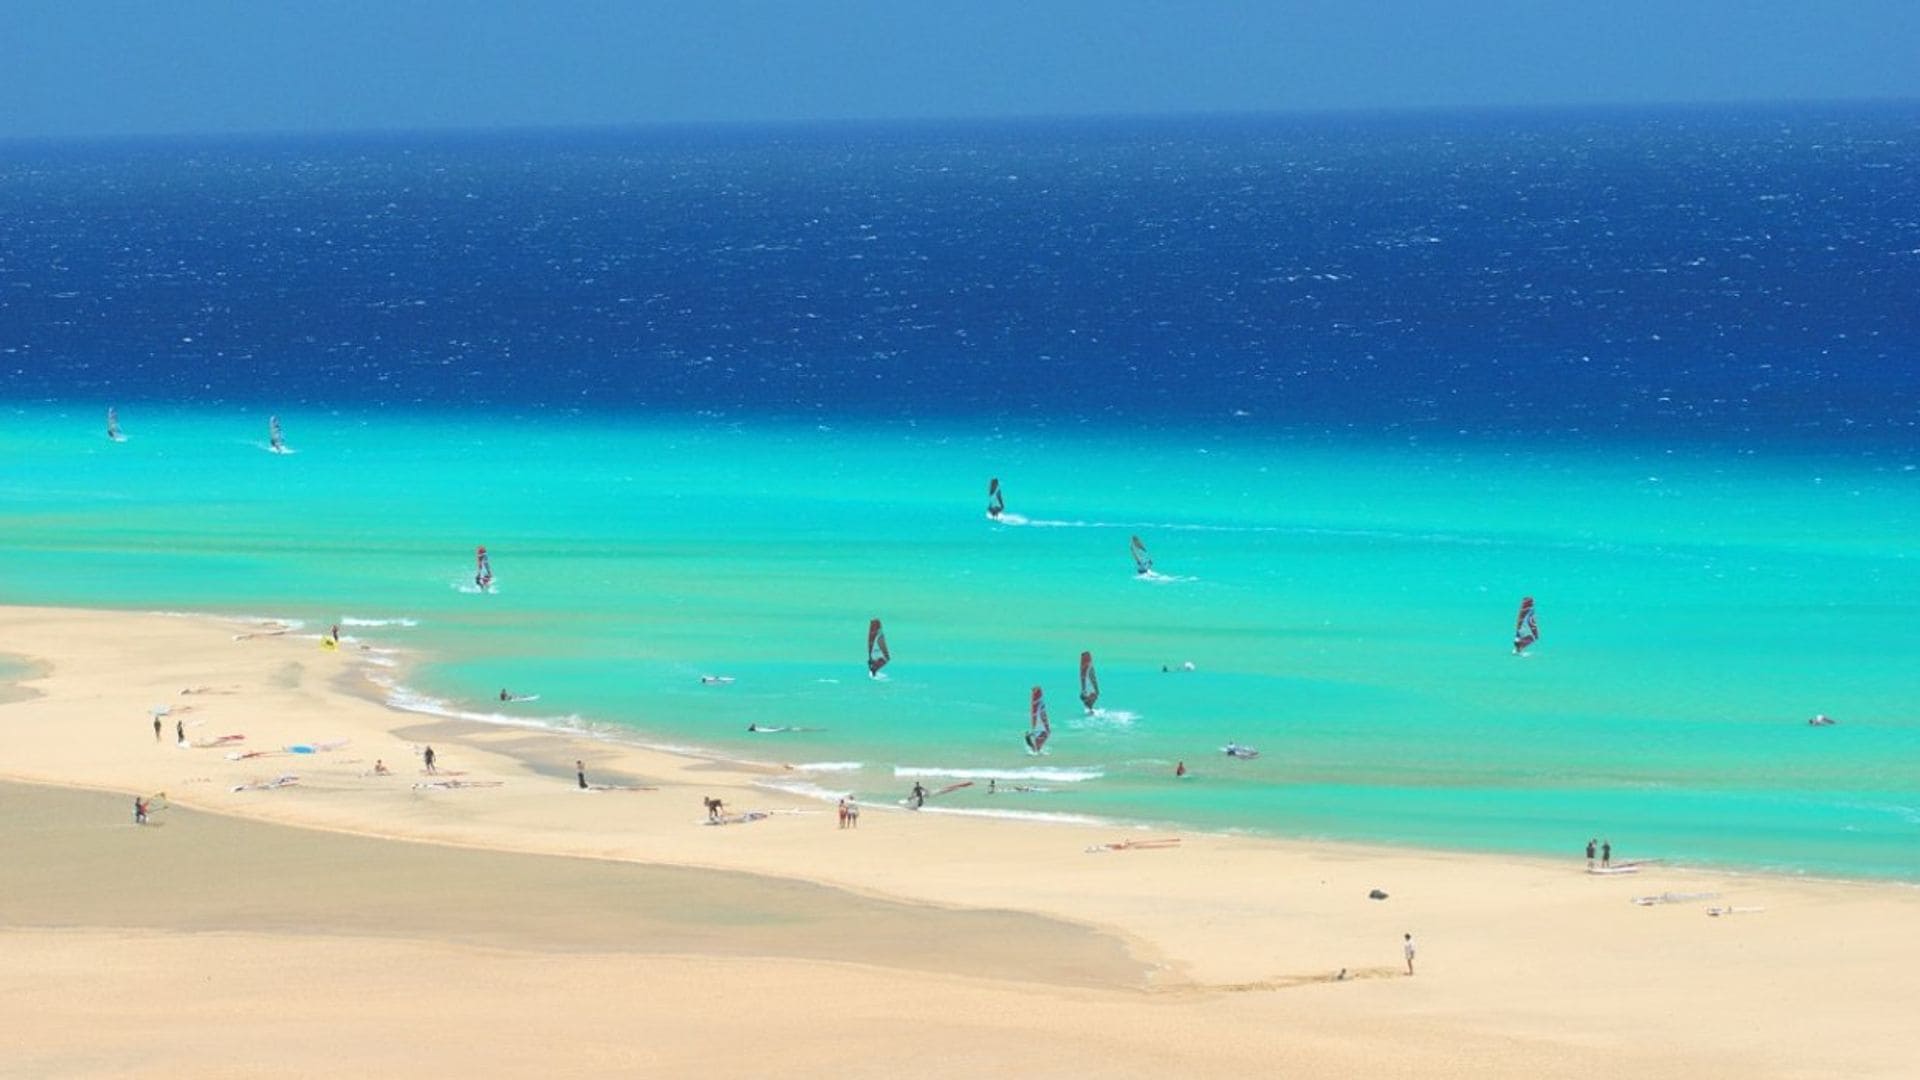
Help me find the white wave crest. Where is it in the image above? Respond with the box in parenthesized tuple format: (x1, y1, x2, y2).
(339, 616, 420, 628)
(792, 761, 863, 773)
(381, 683, 585, 732)
(758, 779, 857, 803)
(893, 765, 1102, 783)
(911, 806, 1108, 826)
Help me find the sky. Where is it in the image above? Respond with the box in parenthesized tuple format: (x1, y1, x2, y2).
(2, 1, 1916, 139)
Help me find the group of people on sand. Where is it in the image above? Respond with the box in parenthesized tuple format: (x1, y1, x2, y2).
(1585, 837, 1614, 868)
(836, 796, 861, 828)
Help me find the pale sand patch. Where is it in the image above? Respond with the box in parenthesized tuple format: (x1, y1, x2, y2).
(3, 604, 1918, 1077)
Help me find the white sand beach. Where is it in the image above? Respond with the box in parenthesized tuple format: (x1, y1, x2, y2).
(3, 604, 1916, 1077)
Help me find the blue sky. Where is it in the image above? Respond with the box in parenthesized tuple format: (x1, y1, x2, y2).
(2, 1, 1916, 138)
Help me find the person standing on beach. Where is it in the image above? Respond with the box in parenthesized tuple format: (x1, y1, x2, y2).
(1586, 838, 1597, 868)
(175, 719, 184, 746)
(134, 797, 148, 825)
(846, 796, 859, 828)
(1403, 932, 1416, 976)
(576, 760, 588, 790)
(153, 715, 162, 742)
(1601, 839, 1612, 868)
(837, 798, 849, 829)
(423, 746, 437, 774)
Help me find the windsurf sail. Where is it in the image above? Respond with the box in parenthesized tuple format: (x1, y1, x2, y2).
(475, 546, 493, 592)
(268, 415, 285, 452)
(106, 407, 122, 441)
(867, 618, 890, 677)
(1078, 651, 1100, 713)
(986, 477, 1005, 519)
(1130, 535, 1153, 575)
(1513, 596, 1540, 655)
(1025, 686, 1052, 753)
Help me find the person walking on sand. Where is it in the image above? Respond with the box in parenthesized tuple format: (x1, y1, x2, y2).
(175, 719, 184, 746)
(910, 782, 927, 809)
(423, 746, 437, 775)
(153, 715, 162, 742)
(837, 798, 849, 829)
(576, 759, 588, 790)
(1586, 837, 1597, 869)
(1601, 839, 1612, 868)
(845, 796, 859, 828)
(1403, 932, 1417, 976)
(134, 796, 148, 825)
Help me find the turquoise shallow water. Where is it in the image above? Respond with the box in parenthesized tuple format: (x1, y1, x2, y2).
(4, 405, 1916, 879)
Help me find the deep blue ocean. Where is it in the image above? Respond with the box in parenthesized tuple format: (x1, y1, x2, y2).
(3, 104, 1916, 878)
(4, 104, 1915, 445)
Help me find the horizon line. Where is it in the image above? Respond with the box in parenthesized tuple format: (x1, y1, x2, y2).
(4, 93, 1916, 149)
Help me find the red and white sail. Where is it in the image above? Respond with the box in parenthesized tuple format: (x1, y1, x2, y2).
(1513, 596, 1539, 654)
(1130, 535, 1153, 575)
(1078, 651, 1100, 713)
(1026, 686, 1052, 753)
(475, 546, 493, 592)
(867, 618, 891, 677)
(987, 477, 1005, 519)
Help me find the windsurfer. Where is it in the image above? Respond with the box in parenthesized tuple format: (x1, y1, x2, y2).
(1130, 535, 1153, 576)
(1079, 651, 1100, 714)
(910, 782, 927, 809)
(1513, 597, 1540, 655)
(867, 619, 890, 677)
